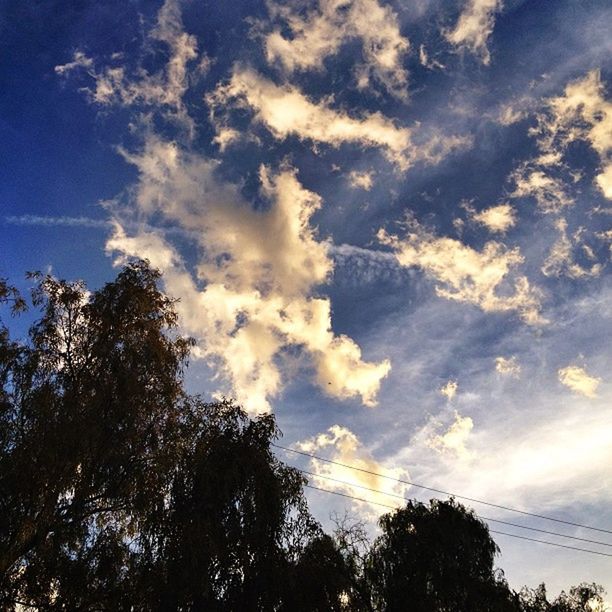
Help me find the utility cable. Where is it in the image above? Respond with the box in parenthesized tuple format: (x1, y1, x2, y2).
(304, 484, 612, 559)
(296, 468, 612, 549)
(274, 443, 612, 536)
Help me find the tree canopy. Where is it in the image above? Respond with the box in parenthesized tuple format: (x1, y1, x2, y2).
(0, 263, 605, 610)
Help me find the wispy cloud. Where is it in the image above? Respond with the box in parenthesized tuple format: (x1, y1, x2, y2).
(469, 203, 517, 234)
(439, 379, 458, 401)
(5, 215, 109, 228)
(444, 0, 502, 65)
(297, 425, 410, 518)
(262, 0, 410, 99)
(378, 214, 545, 325)
(426, 410, 474, 461)
(348, 169, 375, 191)
(55, 0, 204, 136)
(495, 355, 521, 377)
(542, 218, 603, 279)
(207, 65, 470, 170)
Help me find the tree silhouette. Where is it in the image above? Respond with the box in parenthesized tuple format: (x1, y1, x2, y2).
(0, 262, 193, 606)
(518, 582, 606, 612)
(364, 498, 519, 611)
(0, 263, 344, 610)
(0, 263, 606, 610)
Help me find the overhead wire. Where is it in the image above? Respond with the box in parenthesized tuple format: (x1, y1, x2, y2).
(274, 443, 612, 536)
(304, 484, 612, 558)
(296, 467, 612, 549)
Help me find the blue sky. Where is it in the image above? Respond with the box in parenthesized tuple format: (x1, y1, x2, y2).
(2, 0, 611, 598)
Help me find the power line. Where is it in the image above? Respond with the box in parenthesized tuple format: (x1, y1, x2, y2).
(274, 443, 612, 536)
(489, 531, 612, 558)
(304, 484, 612, 559)
(297, 468, 612, 549)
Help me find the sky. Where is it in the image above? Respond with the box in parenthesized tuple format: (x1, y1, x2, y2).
(1, 0, 611, 599)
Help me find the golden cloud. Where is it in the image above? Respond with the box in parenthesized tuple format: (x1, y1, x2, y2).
(298, 425, 410, 516)
(263, 0, 410, 99)
(107, 138, 390, 412)
(378, 215, 545, 324)
(558, 365, 601, 399)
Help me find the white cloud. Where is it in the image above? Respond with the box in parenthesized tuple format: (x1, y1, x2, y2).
(330, 243, 406, 286)
(542, 218, 603, 279)
(54, 50, 93, 75)
(506, 70, 612, 224)
(378, 215, 545, 324)
(207, 65, 470, 170)
(4, 215, 109, 228)
(495, 355, 520, 377)
(427, 411, 473, 460)
(440, 379, 458, 401)
(298, 425, 410, 516)
(530, 70, 612, 200)
(348, 169, 375, 190)
(400, 398, 612, 513)
(510, 166, 573, 214)
(471, 203, 516, 233)
(445, 0, 502, 65)
(496, 99, 531, 126)
(558, 365, 601, 398)
(418, 44, 445, 71)
(596, 163, 612, 199)
(106, 137, 390, 412)
(263, 0, 410, 99)
(55, 0, 201, 135)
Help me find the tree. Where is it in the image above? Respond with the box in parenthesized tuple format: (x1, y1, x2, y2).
(0, 262, 332, 610)
(0, 262, 193, 607)
(518, 582, 607, 612)
(0, 264, 607, 610)
(139, 399, 321, 611)
(364, 498, 518, 612)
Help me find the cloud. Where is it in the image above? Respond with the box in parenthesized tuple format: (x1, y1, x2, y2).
(426, 411, 473, 460)
(418, 44, 445, 71)
(377, 215, 545, 324)
(510, 166, 573, 214)
(495, 355, 520, 377)
(262, 0, 410, 99)
(558, 365, 601, 398)
(506, 70, 612, 223)
(55, 0, 202, 134)
(4, 215, 109, 228)
(541, 218, 603, 279)
(596, 163, 612, 199)
(444, 0, 502, 65)
(439, 379, 458, 401)
(400, 395, 612, 512)
(54, 50, 93, 75)
(348, 169, 375, 190)
(106, 137, 390, 412)
(297, 425, 410, 516)
(470, 203, 516, 233)
(530, 70, 612, 200)
(207, 66, 470, 170)
(330, 243, 408, 286)
(496, 98, 532, 126)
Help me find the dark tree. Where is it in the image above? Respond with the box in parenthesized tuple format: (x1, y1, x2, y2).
(0, 262, 193, 607)
(364, 498, 518, 612)
(0, 265, 607, 611)
(518, 582, 606, 612)
(140, 399, 321, 611)
(0, 263, 341, 610)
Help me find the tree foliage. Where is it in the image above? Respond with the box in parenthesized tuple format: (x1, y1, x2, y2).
(363, 499, 518, 611)
(0, 263, 605, 610)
